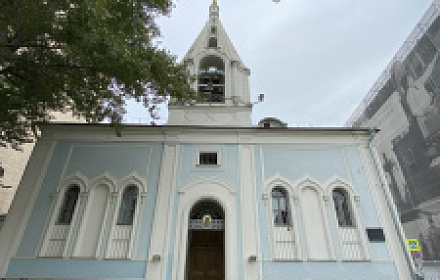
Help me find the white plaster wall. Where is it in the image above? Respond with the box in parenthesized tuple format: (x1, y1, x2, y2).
(0, 143, 34, 214)
(168, 106, 252, 127)
(0, 112, 83, 215)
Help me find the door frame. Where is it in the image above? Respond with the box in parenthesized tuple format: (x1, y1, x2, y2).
(172, 178, 237, 280)
(186, 229, 225, 280)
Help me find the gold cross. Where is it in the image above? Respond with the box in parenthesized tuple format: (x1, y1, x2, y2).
(213, 0, 217, 4)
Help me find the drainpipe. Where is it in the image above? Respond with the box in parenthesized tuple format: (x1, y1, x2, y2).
(367, 128, 421, 280)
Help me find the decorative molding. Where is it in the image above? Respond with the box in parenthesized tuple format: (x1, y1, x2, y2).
(89, 172, 118, 193)
(118, 172, 147, 194)
(294, 175, 324, 194)
(264, 174, 296, 198)
(172, 177, 238, 280)
(58, 172, 89, 193)
(179, 176, 236, 196)
(323, 176, 358, 198)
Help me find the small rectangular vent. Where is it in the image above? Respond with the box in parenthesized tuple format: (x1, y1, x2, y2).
(366, 228, 386, 242)
(199, 152, 218, 165)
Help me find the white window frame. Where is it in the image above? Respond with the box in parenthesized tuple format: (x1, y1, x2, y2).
(106, 173, 147, 259)
(264, 176, 301, 261)
(195, 146, 222, 168)
(325, 177, 371, 261)
(39, 173, 88, 258)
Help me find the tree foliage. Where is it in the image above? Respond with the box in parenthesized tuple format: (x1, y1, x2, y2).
(1, 0, 196, 148)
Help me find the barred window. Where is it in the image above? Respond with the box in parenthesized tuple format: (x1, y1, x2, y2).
(199, 152, 218, 165)
(117, 186, 139, 225)
(56, 185, 80, 225)
(272, 188, 290, 226)
(332, 189, 353, 227)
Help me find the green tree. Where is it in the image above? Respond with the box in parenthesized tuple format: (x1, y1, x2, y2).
(1, 0, 196, 148)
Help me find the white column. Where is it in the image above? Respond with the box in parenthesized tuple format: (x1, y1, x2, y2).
(239, 144, 261, 280)
(146, 142, 179, 280)
(65, 191, 89, 257)
(100, 192, 119, 259)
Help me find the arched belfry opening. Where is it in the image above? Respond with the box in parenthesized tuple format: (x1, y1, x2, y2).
(198, 56, 225, 103)
(208, 37, 217, 48)
(186, 199, 225, 280)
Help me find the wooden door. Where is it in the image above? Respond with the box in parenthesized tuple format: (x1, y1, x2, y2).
(187, 230, 224, 280)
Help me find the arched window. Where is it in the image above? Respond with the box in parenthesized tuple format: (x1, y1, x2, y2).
(117, 186, 139, 225)
(272, 188, 290, 226)
(332, 189, 353, 227)
(56, 185, 80, 225)
(208, 37, 217, 48)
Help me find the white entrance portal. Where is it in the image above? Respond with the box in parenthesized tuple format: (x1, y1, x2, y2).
(172, 178, 237, 280)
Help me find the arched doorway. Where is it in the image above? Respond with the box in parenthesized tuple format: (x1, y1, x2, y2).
(186, 200, 225, 280)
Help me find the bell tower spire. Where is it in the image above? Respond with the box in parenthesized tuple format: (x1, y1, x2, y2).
(210, 0, 219, 19)
(168, 1, 252, 127)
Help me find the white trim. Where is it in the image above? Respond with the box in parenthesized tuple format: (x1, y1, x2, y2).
(118, 172, 147, 194)
(72, 179, 113, 259)
(57, 172, 89, 193)
(39, 177, 85, 258)
(106, 173, 146, 259)
(357, 144, 412, 279)
(146, 144, 179, 280)
(263, 175, 301, 261)
(264, 174, 297, 199)
(179, 177, 236, 196)
(325, 177, 371, 261)
(172, 178, 238, 280)
(89, 172, 118, 193)
(323, 176, 357, 198)
(196, 146, 222, 167)
(296, 177, 336, 261)
(239, 145, 262, 280)
(41, 124, 372, 146)
(0, 140, 56, 276)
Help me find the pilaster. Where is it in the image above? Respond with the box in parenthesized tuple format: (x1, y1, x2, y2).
(146, 142, 179, 280)
(239, 144, 262, 280)
(0, 139, 56, 276)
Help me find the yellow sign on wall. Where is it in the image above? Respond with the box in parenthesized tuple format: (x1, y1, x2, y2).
(407, 239, 421, 251)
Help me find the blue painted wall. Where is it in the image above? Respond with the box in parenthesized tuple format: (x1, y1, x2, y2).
(262, 261, 398, 280)
(8, 141, 164, 279)
(165, 144, 243, 280)
(7, 259, 146, 279)
(176, 144, 239, 189)
(256, 144, 397, 279)
(9, 141, 399, 279)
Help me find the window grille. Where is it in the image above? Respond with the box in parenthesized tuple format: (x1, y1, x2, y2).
(199, 152, 218, 165)
(332, 189, 353, 227)
(56, 185, 80, 225)
(272, 188, 290, 226)
(117, 186, 139, 225)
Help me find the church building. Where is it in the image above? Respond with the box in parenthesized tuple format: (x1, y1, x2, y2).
(0, 2, 415, 279)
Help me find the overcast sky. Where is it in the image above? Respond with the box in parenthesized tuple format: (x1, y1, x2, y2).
(125, 0, 434, 127)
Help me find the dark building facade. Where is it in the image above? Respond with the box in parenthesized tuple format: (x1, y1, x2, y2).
(348, 1, 440, 268)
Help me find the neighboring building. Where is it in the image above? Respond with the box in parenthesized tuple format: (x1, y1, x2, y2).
(0, 112, 84, 215)
(0, 215, 5, 232)
(0, 2, 414, 279)
(0, 143, 34, 215)
(347, 1, 440, 277)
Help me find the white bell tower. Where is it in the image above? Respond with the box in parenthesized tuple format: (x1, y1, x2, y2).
(168, 0, 252, 126)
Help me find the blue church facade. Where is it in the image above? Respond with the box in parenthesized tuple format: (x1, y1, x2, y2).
(0, 125, 413, 279)
(0, 2, 414, 279)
